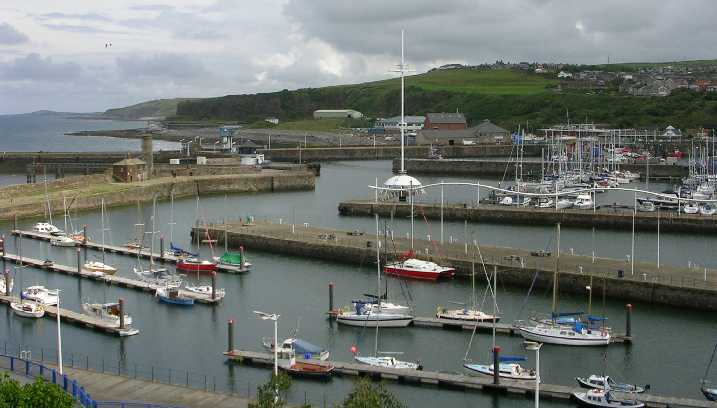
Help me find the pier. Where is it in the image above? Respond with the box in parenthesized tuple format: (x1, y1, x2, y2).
(0, 293, 136, 337)
(194, 221, 717, 311)
(11, 229, 248, 274)
(394, 158, 688, 180)
(338, 200, 717, 234)
(223, 349, 712, 408)
(0, 252, 222, 305)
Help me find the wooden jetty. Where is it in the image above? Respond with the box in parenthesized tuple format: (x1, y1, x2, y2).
(10, 229, 248, 274)
(223, 349, 713, 408)
(338, 200, 717, 234)
(194, 221, 717, 311)
(0, 253, 222, 305)
(0, 293, 137, 337)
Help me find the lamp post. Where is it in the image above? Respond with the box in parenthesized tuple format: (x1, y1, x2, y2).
(56, 289, 63, 375)
(525, 341, 542, 408)
(254, 310, 279, 402)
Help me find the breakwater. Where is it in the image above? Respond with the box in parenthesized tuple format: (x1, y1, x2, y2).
(193, 221, 717, 311)
(394, 158, 689, 180)
(337, 200, 717, 233)
(0, 170, 315, 221)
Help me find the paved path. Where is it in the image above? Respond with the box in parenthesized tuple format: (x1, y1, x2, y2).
(61, 366, 250, 408)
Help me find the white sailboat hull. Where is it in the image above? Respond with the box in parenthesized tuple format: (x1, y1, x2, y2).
(519, 326, 610, 346)
(336, 314, 412, 328)
(355, 355, 420, 370)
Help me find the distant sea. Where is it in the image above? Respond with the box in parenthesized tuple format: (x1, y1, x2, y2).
(0, 112, 180, 152)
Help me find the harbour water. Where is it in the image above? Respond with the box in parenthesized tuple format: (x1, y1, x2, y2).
(0, 113, 179, 152)
(1, 160, 715, 406)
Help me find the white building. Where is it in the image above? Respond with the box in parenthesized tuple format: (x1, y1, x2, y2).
(313, 109, 364, 119)
(374, 115, 425, 132)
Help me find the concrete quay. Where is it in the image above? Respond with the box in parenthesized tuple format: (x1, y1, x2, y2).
(393, 158, 689, 180)
(225, 349, 712, 408)
(338, 200, 717, 234)
(194, 221, 717, 311)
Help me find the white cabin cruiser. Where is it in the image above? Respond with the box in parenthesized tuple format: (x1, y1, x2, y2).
(464, 361, 535, 380)
(82, 302, 133, 326)
(573, 194, 594, 210)
(33, 222, 62, 235)
(50, 234, 76, 247)
(572, 389, 644, 408)
(21, 286, 59, 306)
(354, 355, 421, 370)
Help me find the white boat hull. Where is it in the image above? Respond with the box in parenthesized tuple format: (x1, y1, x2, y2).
(336, 314, 412, 328)
(355, 356, 420, 370)
(519, 326, 610, 346)
(463, 363, 535, 380)
(10, 302, 44, 318)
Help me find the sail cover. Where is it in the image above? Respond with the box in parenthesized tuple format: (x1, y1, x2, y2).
(293, 339, 323, 356)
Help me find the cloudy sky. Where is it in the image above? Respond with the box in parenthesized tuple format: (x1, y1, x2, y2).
(1, 0, 715, 114)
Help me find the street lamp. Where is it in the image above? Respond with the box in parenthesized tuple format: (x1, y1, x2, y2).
(254, 310, 279, 402)
(525, 341, 542, 408)
(56, 289, 63, 375)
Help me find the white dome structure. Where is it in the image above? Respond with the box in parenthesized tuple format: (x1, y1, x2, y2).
(383, 174, 423, 199)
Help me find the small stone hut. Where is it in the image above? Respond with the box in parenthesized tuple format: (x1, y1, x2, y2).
(112, 158, 146, 182)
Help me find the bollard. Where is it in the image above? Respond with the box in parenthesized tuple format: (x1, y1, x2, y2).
(211, 272, 217, 300)
(493, 346, 501, 385)
(329, 282, 335, 313)
(227, 319, 235, 353)
(76, 248, 81, 273)
(118, 298, 125, 329)
(240, 246, 246, 270)
(159, 236, 165, 261)
(625, 304, 632, 338)
(4, 269, 10, 296)
(82, 225, 87, 245)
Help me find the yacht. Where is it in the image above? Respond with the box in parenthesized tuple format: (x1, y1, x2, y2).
(21, 286, 59, 306)
(573, 194, 594, 210)
(32, 222, 62, 235)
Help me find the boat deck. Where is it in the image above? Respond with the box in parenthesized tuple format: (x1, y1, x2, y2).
(0, 294, 136, 337)
(10, 230, 248, 274)
(224, 349, 713, 408)
(0, 253, 222, 304)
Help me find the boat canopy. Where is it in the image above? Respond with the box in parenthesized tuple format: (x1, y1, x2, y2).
(219, 252, 243, 264)
(499, 355, 527, 362)
(293, 339, 323, 355)
(551, 311, 584, 318)
(587, 315, 608, 322)
(170, 243, 198, 257)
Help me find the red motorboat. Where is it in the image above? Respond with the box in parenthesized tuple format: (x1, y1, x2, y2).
(383, 251, 455, 281)
(175, 257, 217, 272)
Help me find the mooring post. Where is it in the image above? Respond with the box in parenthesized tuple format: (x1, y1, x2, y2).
(625, 304, 632, 338)
(1, 234, 5, 257)
(4, 269, 10, 296)
(227, 319, 235, 353)
(12, 214, 17, 231)
(211, 272, 217, 300)
(76, 247, 81, 273)
(329, 282, 335, 313)
(240, 246, 246, 270)
(493, 346, 501, 385)
(82, 225, 87, 261)
(118, 298, 125, 329)
(159, 235, 165, 262)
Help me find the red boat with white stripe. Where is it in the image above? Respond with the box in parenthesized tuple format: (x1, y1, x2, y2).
(383, 254, 455, 281)
(176, 257, 217, 272)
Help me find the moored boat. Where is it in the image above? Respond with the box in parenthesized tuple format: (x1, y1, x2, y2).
(572, 389, 644, 408)
(10, 300, 44, 318)
(436, 306, 499, 322)
(464, 359, 535, 380)
(279, 355, 334, 378)
(518, 322, 610, 346)
(263, 337, 330, 361)
(576, 374, 646, 393)
(0, 277, 13, 295)
(50, 234, 76, 247)
(155, 286, 194, 306)
(176, 257, 217, 273)
(354, 355, 421, 370)
(21, 286, 58, 306)
(84, 261, 117, 275)
(384, 258, 455, 281)
(82, 302, 133, 326)
(33, 222, 62, 235)
(184, 284, 225, 299)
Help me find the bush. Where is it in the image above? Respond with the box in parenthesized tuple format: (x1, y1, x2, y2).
(249, 372, 292, 408)
(0, 373, 73, 408)
(340, 378, 405, 408)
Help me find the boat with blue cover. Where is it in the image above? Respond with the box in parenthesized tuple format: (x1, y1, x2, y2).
(155, 286, 194, 306)
(263, 337, 330, 361)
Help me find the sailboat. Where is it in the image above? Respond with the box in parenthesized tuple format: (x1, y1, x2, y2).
(82, 302, 133, 326)
(126, 200, 148, 250)
(164, 193, 197, 258)
(463, 265, 535, 380)
(49, 195, 76, 247)
(133, 196, 176, 285)
(33, 174, 62, 235)
(212, 223, 251, 272)
(437, 254, 499, 322)
(701, 342, 717, 401)
(336, 215, 413, 328)
(84, 199, 117, 275)
(517, 224, 611, 346)
(176, 196, 218, 273)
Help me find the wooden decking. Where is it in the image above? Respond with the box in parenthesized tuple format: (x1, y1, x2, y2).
(0, 253, 222, 305)
(0, 294, 137, 337)
(10, 229, 248, 274)
(225, 349, 715, 408)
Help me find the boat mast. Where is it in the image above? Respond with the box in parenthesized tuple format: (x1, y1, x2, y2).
(492, 264, 497, 351)
(62, 194, 68, 234)
(101, 198, 106, 263)
(399, 29, 405, 174)
(375, 213, 381, 357)
(552, 223, 561, 316)
(149, 195, 157, 268)
(169, 192, 175, 245)
(471, 254, 476, 310)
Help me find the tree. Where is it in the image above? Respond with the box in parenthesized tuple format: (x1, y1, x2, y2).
(249, 372, 292, 408)
(341, 378, 406, 408)
(0, 373, 73, 408)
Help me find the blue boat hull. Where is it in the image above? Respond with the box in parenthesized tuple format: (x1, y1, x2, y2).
(158, 296, 194, 306)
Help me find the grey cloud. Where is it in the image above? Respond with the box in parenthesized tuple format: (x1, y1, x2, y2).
(0, 53, 83, 81)
(39, 12, 111, 22)
(116, 53, 208, 80)
(129, 4, 175, 12)
(41, 23, 119, 34)
(0, 22, 29, 45)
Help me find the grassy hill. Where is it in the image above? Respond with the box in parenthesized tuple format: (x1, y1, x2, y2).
(163, 66, 717, 130)
(104, 98, 195, 120)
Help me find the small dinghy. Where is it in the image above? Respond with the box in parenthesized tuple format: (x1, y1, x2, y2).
(573, 389, 644, 408)
(10, 300, 44, 318)
(155, 286, 194, 306)
(576, 374, 647, 393)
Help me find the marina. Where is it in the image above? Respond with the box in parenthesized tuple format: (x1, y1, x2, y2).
(223, 349, 713, 408)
